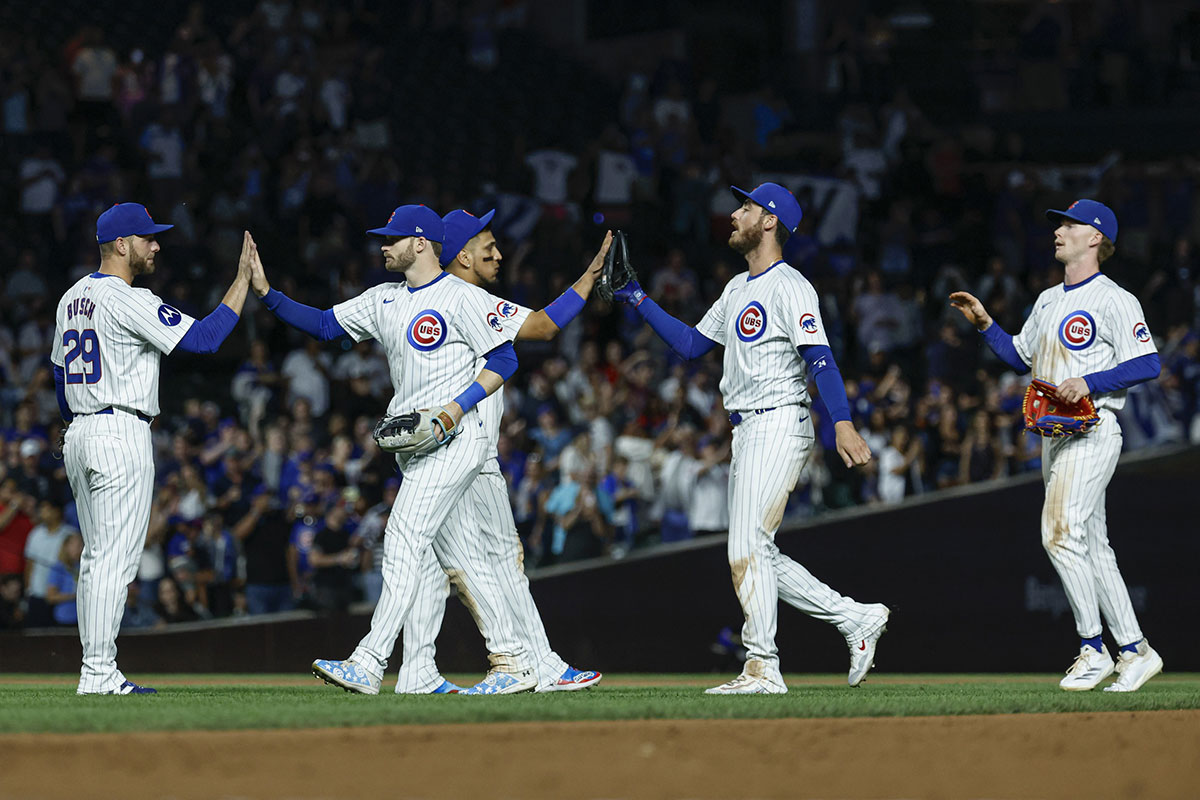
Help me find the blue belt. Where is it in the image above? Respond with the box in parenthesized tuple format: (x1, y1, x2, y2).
(728, 408, 776, 427)
(84, 406, 153, 424)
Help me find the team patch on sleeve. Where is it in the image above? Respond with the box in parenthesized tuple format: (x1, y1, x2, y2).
(407, 309, 448, 351)
(157, 304, 182, 327)
(1058, 310, 1096, 351)
(736, 301, 767, 342)
(486, 312, 504, 332)
(495, 300, 519, 318)
(799, 312, 819, 335)
(1132, 321, 1151, 343)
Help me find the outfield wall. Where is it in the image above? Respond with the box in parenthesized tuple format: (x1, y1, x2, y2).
(3, 445, 1196, 675)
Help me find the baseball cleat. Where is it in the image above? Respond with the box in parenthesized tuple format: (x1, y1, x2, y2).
(111, 681, 158, 695)
(461, 668, 537, 695)
(1059, 644, 1115, 691)
(1103, 640, 1163, 693)
(846, 604, 890, 687)
(312, 658, 381, 695)
(705, 660, 787, 695)
(536, 667, 603, 693)
(395, 678, 464, 695)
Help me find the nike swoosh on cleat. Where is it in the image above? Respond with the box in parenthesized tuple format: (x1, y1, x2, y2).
(858, 641, 866, 651)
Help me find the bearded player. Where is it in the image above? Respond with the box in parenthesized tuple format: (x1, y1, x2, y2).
(951, 199, 1163, 692)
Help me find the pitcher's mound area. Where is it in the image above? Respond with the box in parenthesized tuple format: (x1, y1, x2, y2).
(5, 710, 1197, 799)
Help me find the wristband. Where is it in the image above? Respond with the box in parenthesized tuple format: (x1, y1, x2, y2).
(544, 288, 585, 329)
(453, 381, 488, 413)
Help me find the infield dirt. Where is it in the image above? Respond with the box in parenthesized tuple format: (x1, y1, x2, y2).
(4, 710, 1197, 799)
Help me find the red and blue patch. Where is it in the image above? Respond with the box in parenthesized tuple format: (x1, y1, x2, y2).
(1133, 321, 1151, 343)
(736, 301, 767, 342)
(799, 312, 819, 335)
(407, 309, 448, 351)
(486, 313, 504, 332)
(1058, 310, 1096, 350)
(495, 301, 519, 318)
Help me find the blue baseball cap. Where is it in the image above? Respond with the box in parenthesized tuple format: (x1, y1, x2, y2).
(1045, 199, 1118, 243)
(96, 203, 174, 244)
(367, 205, 445, 243)
(439, 209, 496, 267)
(730, 182, 803, 237)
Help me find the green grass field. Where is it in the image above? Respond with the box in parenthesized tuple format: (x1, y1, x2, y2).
(2, 674, 1199, 734)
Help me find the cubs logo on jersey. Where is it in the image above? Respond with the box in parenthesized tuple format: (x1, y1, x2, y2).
(736, 301, 767, 342)
(486, 312, 504, 332)
(495, 301, 519, 318)
(1133, 321, 1151, 343)
(157, 304, 182, 327)
(799, 313, 818, 334)
(1058, 311, 1096, 351)
(407, 310, 448, 351)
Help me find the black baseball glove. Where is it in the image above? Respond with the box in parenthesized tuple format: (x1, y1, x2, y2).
(596, 231, 645, 306)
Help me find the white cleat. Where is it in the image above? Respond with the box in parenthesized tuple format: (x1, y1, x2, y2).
(846, 604, 890, 687)
(1059, 644, 1115, 691)
(705, 660, 787, 695)
(1103, 640, 1163, 693)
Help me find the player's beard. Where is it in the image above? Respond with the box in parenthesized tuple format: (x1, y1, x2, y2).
(728, 218, 764, 255)
(389, 240, 417, 272)
(129, 248, 155, 276)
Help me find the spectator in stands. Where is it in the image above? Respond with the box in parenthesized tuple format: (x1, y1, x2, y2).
(22, 499, 75, 626)
(0, 573, 24, 629)
(599, 456, 640, 557)
(877, 425, 923, 504)
(234, 489, 295, 615)
(544, 465, 609, 564)
(959, 410, 1006, 484)
(0, 479, 35, 581)
(686, 436, 731, 536)
(45, 532, 82, 626)
(309, 503, 359, 613)
(154, 575, 200, 625)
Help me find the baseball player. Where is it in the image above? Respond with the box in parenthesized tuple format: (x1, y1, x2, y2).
(951, 199, 1163, 692)
(248, 205, 536, 694)
(51, 203, 255, 694)
(612, 183, 890, 693)
(394, 209, 609, 694)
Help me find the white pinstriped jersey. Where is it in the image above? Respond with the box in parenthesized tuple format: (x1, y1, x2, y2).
(695, 261, 829, 411)
(332, 272, 514, 416)
(1012, 273, 1157, 412)
(50, 273, 196, 416)
(474, 299, 532, 459)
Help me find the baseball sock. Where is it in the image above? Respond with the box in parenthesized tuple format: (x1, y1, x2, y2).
(1082, 635, 1104, 652)
(1119, 639, 1142, 654)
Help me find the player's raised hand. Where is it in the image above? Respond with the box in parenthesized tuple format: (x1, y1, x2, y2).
(949, 291, 993, 331)
(247, 235, 271, 298)
(834, 420, 872, 468)
(575, 230, 614, 297)
(237, 231, 254, 282)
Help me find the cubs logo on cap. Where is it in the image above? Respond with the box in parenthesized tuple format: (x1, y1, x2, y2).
(1045, 199, 1118, 243)
(407, 309, 448, 351)
(800, 313, 819, 334)
(1133, 321, 1151, 343)
(730, 183, 803, 238)
(96, 202, 174, 243)
(1059, 310, 1097, 350)
(736, 301, 767, 342)
(368, 205, 445, 243)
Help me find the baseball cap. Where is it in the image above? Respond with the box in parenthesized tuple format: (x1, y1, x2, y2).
(730, 182, 804, 237)
(96, 203, 174, 244)
(1045, 199, 1118, 243)
(367, 204, 445, 242)
(439, 209, 496, 267)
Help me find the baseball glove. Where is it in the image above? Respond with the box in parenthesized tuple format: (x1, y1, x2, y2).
(596, 230, 644, 305)
(373, 407, 461, 455)
(1022, 379, 1100, 438)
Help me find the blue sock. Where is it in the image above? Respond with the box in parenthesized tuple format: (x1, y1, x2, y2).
(1120, 639, 1141, 654)
(1082, 635, 1104, 652)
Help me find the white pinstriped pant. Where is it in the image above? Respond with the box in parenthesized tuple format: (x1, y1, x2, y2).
(728, 407, 880, 667)
(63, 410, 155, 694)
(1040, 411, 1142, 645)
(396, 461, 568, 692)
(350, 429, 530, 678)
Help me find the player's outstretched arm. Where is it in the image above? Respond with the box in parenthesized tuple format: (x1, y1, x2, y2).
(175, 232, 255, 354)
(799, 345, 871, 467)
(948, 290, 1030, 375)
(517, 231, 614, 341)
(618, 287, 717, 360)
(248, 241, 348, 341)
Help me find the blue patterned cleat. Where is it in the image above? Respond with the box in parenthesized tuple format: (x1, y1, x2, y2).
(431, 679, 464, 694)
(536, 667, 603, 693)
(111, 681, 157, 695)
(312, 658, 381, 695)
(462, 669, 536, 695)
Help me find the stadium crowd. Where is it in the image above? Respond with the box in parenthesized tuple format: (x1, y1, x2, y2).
(3, 1, 1200, 628)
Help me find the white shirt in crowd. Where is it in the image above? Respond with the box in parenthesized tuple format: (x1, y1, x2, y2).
(876, 445, 907, 504)
(594, 150, 637, 205)
(19, 157, 65, 214)
(525, 149, 578, 205)
(24, 523, 75, 598)
(687, 461, 730, 532)
(281, 348, 331, 417)
(72, 46, 118, 101)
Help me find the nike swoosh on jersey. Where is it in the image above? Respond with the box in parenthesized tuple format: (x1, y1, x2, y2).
(383, 299, 395, 304)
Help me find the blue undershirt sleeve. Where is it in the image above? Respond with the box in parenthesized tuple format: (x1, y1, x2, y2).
(800, 345, 852, 423)
(634, 297, 718, 360)
(1084, 353, 1160, 395)
(53, 365, 73, 422)
(480, 341, 518, 382)
(981, 322, 1031, 374)
(261, 288, 348, 341)
(176, 304, 239, 354)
